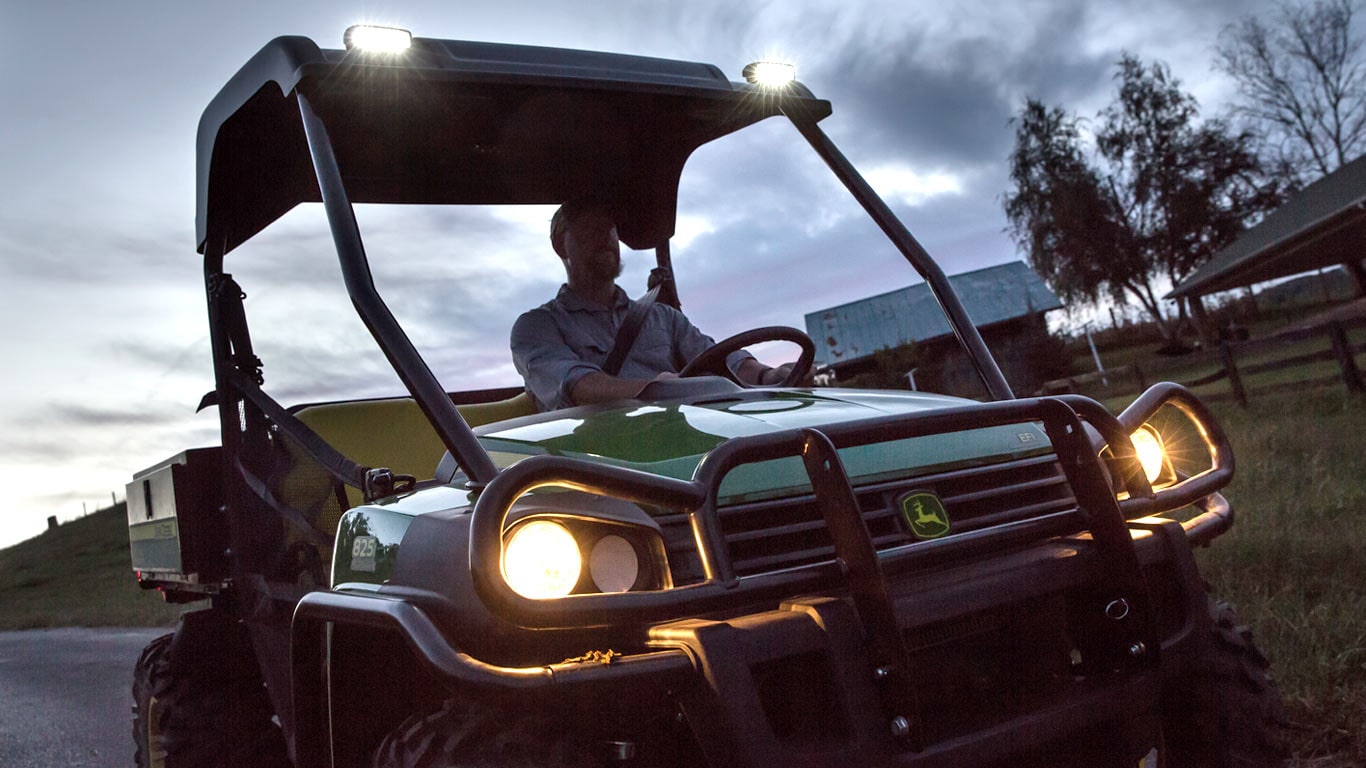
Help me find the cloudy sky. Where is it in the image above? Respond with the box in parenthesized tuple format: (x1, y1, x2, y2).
(0, 0, 1292, 549)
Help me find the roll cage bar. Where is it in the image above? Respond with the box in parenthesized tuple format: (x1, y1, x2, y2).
(198, 35, 1013, 488)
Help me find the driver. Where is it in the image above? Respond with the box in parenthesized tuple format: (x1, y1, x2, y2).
(511, 199, 793, 411)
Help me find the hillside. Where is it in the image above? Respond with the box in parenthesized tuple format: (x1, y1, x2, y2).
(0, 503, 194, 630)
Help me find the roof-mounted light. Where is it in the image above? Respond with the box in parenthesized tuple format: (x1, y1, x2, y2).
(343, 24, 413, 53)
(742, 60, 797, 89)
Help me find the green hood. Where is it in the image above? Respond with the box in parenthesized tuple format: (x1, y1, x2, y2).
(474, 389, 1052, 503)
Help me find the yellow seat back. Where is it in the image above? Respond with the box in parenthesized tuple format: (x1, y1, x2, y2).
(293, 392, 536, 524)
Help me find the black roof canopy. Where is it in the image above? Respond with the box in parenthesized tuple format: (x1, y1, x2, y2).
(196, 35, 832, 255)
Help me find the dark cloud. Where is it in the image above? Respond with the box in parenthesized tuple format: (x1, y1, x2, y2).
(48, 403, 185, 430)
(1, 0, 1289, 549)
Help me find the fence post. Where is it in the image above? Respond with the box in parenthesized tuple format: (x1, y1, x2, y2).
(1131, 363, 1147, 392)
(1328, 321, 1364, 394)
(1221, 341, 1248, 408)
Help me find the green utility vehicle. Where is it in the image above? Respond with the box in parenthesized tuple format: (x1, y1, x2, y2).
(127, 26, 1286, 768)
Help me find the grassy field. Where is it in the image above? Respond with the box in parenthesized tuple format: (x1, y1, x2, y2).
(1197, 390, 1366, 764)
(0, 377, 1360, 763)
(0, 502, 194, 630)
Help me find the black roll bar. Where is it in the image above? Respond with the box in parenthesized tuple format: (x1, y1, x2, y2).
(781, 104, 1015, 402)
(296, 93, 498, 486)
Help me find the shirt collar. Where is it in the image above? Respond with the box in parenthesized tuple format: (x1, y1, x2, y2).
(556, 283, 629, 312)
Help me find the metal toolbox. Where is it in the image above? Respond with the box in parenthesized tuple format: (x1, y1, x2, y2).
(126, 447, 225, 591)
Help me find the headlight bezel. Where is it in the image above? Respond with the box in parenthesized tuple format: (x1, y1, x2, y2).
(499, 510, 671, 601)
(1110, 383, 1234, 514)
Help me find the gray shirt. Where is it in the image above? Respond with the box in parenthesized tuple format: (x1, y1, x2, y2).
(511, 284, 750, 411)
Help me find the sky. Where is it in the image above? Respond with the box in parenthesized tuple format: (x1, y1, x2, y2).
(0, 0, 1292, 549)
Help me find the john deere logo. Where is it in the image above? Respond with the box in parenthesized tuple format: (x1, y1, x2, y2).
(900, 491, 950, 539)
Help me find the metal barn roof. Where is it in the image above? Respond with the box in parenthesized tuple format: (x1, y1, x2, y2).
(805, 261, 1063, 368)
(1168, 153, 1366, 299)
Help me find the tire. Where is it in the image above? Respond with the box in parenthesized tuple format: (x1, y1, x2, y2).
(131, 629, 292, 768)
(1160, 597, 1289, 767)
(373, 697, 592, 768)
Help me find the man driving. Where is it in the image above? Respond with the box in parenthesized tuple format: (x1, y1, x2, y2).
(511, 200, 793, 411)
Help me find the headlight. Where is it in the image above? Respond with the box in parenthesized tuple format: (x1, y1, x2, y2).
(589, 535, 640, 593)
(502, 520, 582, 599)
(1131, 423, 1169, 486)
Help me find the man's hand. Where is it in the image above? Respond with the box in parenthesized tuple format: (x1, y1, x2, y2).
(759, 362, 807, 386)
(738, 359, 809, 387)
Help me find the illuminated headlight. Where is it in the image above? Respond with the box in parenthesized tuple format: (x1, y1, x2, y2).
(502, 520, 581, 599)
(1131, 424, 1169, 486)
(343, 24, 413, 53)
(742, 60, 797, 89)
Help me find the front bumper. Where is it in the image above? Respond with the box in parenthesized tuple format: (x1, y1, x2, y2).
(294, 501, 1224, 767)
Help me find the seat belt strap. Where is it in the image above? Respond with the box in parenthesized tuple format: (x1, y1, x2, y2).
(227, 368, 370, 493)
(601, 282, 662, 377)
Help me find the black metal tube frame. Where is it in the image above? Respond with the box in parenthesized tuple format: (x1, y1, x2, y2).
(780, 103, 1014, 402)
(467, 389, 1231, 631)
(202, 244, 241, 528)
(1073, 381, 1236, 516)
(296, 92, 498, 486)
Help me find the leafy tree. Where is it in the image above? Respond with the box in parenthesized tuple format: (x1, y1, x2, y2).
(1005, 101, 1138, 323)
(1005, 56, 1280, 342)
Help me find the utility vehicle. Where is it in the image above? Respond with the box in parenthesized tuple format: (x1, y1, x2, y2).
(128, 25, 1286, 768)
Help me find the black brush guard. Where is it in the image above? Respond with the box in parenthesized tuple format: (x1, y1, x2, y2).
(293, 387, 1234, 766)
(463, 391, 1234, 628)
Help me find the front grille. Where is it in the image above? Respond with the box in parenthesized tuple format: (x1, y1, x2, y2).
(696, 454, 1076, 578)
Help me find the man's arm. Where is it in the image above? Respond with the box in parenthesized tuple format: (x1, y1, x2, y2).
(514, 307, 677, 409)
(569, 370, 676, 404)
(512, 309, 604, 411)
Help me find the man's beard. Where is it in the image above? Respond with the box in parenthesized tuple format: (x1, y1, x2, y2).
(591, 251, 623, 282)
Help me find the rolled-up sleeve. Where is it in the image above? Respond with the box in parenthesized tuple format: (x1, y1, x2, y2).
(511, 309, 603, 411)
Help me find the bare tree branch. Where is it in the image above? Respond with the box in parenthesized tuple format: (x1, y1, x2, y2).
(1216, 0, 1366, 185)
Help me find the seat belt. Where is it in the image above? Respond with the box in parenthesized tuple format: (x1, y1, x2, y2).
(601, 268, 672, 376)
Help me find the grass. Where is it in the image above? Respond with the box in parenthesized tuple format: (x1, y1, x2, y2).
(0, 502, 195, 630)
(1196, 390, 1366, 764)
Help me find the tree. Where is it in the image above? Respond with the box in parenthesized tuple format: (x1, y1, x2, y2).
(1004, 56, 1279, 342)
(1005, 102, 1130, 315)
(1216, 0, 1366, 293)
(1216, 0, 1366, 186)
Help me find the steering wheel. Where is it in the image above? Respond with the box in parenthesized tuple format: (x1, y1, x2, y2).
(678, 326, 816, 387)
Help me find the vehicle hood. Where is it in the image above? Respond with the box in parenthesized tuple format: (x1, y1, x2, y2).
(473, 388, 1052, 503)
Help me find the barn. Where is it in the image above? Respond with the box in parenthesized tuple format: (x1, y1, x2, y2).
(805, 262, 1065, 396)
